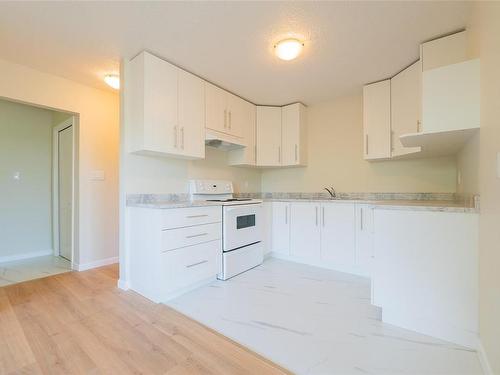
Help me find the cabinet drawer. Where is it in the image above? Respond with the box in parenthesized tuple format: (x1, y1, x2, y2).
(162, 240, 220, 291)
(162, 222, 221, 251)
(161, 206, 221, 229)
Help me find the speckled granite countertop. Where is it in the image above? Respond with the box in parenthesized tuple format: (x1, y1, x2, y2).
(127, 193, 479, 213)
(263, 198, 478, 213)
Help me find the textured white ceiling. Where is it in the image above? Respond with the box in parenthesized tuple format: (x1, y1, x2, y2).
(0, 1, 471, 105)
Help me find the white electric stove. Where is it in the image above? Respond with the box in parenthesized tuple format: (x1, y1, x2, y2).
(189, 180, 263, 280)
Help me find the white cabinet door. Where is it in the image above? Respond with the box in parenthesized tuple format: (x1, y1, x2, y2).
(205, 82, 227, 134)
(420, 31, 467, 71)
(129, 51, 179, 155)
(422, 59, 480, 133)
(178, 69, 205, 159)
(282, 103, 307, 166)
(290, 202, 321, 260)
(320, 203, 356, 266)
(228, 101, 256, 166)
(256, 106, 282, 166)
(363, 80, 391, 160)
(271, 202, 290, 255)
(391, 61, 422, 157)
(355, 204, 374, 276)
(226, 93, 246, 138)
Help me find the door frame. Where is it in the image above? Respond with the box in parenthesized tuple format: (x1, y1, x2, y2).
(52, 117, 75, 265)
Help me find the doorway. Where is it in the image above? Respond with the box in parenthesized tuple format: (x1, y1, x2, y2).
(53, 118, 74, 263)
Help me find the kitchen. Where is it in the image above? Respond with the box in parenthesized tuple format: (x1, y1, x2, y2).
(0, 2, 498, 375)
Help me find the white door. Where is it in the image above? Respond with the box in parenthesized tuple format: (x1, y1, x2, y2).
(58, 125, 73, 261)
(391, 60, 422, 157)
(290, 202, 320, 260)
(205, 82, 227, 134)
(271, 202, 290, 255)
(363, 80, 391, 160)
(256, 106, 282, 166)
(320, 203, 356, 266)
(178, 69, 205, 159)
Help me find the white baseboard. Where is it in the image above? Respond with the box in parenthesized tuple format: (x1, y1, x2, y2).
(0, 249, 53, 263)
(477, 339, 494, 375)
(73, 256, 118, 271)
(117, 279, 129, 290)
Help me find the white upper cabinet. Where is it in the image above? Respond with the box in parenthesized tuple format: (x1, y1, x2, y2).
(256, 106, 282, 167)
(205, 82, 227, 134)
(320, 203, 356, 266)
(290, 202, 321, 261)
(390, 60, 422, 157)
(256, 103, 308, 167)
(282, 103, 307, 166)
(127, 51, 204, 159)
(422, 58, 480, 133)
(228, 99, 256, 166)
(178, 69, 206, 159)
(205, 83, 247, 138)
(363, 80, 391, 160)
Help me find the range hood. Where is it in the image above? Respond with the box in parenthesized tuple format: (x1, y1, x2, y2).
(205, 129, 246, 151)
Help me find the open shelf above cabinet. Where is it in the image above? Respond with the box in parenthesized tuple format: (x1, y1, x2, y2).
(399, 127, 479, 158)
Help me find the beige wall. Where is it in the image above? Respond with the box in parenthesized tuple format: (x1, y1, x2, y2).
(0, 99, 54, 260)
(124, 147, 261, 194)
(457, 133, 480, 195)
(261, 94, 457, 193)
(468, 2, 500, 373)
(0, 58, 119, 268)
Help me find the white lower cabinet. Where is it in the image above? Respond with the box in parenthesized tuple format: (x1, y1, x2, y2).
(271, 202, 290, 255)
(128, 206, 222, 302)
(355, 204, 374, 276)
(270, 201, 369, 277)
(320, 203, 356, 267)
(290, 202, 321, 260)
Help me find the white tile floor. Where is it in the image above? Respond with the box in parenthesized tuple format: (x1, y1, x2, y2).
(168, 258, 483, 375)
(0, 255, 71, 286)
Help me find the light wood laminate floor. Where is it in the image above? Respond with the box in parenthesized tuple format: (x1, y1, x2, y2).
(0, 264, 289, 374)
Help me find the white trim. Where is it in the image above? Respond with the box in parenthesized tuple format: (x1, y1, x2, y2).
(0, 249, 53, 263)
(477, 339, 494, 375)
(117, 279, 129, 290)
(73, 256, 118, 272)
(52, 117, 75, 268)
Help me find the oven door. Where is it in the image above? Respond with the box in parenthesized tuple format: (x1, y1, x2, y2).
(223, 203, 262, 251)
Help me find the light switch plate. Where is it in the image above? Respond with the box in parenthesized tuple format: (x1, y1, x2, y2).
(90, 170, 105, 181)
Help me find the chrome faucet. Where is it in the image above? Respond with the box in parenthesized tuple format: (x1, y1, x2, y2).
(324, 187, 337, 199)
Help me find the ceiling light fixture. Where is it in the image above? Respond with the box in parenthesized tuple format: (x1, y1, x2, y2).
(104, 74, 120, 90)
(274, 38, 304, 61)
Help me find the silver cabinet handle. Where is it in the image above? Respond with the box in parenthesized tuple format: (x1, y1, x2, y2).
(295, 144, 298, 162)
(360, 207, 364, 231)
(181, 127, 185, 149)
(322, 206, 325, 227)
(390, 130, 395, 152)
(186, 214, 209, 219)
(278, 146, 281, 163)
(417, 120, 421, 132)
(224, 109, 227, 128)
(186, 233, 208, 239)
(228, 110, 232, 130)
(186, 260, 208, 268)
(174, 126, 178, 148)
(315, 206, 318, 226)
(365, 134, 368, 155)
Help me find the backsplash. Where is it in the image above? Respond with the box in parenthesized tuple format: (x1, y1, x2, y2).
(235, 192, 460, 201)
